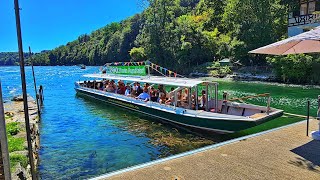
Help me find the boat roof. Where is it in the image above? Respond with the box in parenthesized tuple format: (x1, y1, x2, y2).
(83, 74, 212, 87)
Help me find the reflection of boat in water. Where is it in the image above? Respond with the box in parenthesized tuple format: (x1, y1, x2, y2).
(75, 61, 283, 134)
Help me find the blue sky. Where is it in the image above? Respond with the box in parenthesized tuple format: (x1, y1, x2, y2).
(0, 0, 145, 52)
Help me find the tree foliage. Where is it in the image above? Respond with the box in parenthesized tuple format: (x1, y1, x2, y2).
(1, 0, 303, 80)
(267, 54, 320, 84)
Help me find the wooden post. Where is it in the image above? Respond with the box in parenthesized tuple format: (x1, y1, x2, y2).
(266, 95, 271, 115)
(215, 83, 219, 113)
(307, 100, 310, 137)
(28, 47, 41, 116)
(195, 85, 198, 111)
(205, 83, 209, 112)
(188, 87, 191, 109)
(174, 90, 177, 110)
(0, 81, 11, 180)
(317, 95, 320, 131)
(14, 0, 37, 179)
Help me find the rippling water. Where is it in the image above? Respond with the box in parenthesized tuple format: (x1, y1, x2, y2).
(0, 66, 319, 179)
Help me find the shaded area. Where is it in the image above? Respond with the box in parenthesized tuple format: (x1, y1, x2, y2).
(290, 140, 320, 173)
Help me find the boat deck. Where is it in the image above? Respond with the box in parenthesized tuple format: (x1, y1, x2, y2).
(95, 119, 320, 180)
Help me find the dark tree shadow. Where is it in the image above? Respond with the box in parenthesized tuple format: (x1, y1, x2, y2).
(289, 140, 320, 173)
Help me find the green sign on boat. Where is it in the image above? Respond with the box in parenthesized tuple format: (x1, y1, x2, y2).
(108, 66, 146, 76)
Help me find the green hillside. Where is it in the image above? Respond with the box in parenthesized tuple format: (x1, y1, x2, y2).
(27, 0, 292, 70)
(5, 0, 318, 84)
(0, 52, 30, 66)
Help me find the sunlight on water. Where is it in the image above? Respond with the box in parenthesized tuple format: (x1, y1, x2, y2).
(0, 66, 319, 179)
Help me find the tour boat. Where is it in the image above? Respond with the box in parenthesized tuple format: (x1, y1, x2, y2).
(74, 62, 283, 134)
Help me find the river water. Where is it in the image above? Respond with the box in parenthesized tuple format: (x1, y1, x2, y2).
(0, 66, 319, 179)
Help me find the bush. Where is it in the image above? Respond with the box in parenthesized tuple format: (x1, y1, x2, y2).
(208, 62, 232, 77)
(129, 47, 147, 61)
(267, 54, 320, 84)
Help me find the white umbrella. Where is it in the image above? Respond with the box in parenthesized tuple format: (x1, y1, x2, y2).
(249, 26, 320, 141)
(249, 26, 320, 55)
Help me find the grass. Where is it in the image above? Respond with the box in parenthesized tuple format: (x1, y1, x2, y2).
(9, 154, 28, 171)
(8, 136, 25, 152)
(6, 122, 20, 136)
(5, 121, 27, 171)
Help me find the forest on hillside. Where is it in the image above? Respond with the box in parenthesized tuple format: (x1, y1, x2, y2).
(1, 0, 320, 84)
(26, 0, 298, 68)
(0, 52, 30, 66)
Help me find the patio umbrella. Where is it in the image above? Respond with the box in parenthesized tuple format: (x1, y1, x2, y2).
(249, 26, 320, 55)
(249, 26, 320, 141)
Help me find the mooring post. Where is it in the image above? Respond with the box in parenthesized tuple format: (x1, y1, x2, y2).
(14, 0, 37, 179)
(205, 83, 209, 112)
(307, 100, 310, 136)
(312, 95, 320, 140)
(0, 81, 12, 180)
(214, 83, 219, 113)
(29, 46, 41, 116)
(195, 85, 198, 111)
(318, 95, 320, 131)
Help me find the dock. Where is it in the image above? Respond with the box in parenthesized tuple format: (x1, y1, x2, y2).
(96, 119, 320, 180)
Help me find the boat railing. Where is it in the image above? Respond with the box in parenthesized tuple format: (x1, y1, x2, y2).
(227, 93, 271, 114)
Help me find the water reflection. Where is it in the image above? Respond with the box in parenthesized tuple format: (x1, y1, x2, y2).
(76, 94, 215, 158)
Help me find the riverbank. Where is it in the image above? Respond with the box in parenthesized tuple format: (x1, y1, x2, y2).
(4, 96, 40, 179)
(99, 119, 320, 180)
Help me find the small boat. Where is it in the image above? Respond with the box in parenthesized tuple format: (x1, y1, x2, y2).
(75, 61, 283, 134)
(80, 64, 86, 69)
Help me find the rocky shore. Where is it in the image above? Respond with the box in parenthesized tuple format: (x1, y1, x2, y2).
(4, 96, 40, 180)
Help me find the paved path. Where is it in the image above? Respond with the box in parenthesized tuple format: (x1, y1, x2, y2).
(104, 120, 320, 180)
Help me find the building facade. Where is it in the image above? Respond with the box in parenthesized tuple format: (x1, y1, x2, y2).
(288, 0, 320, 36)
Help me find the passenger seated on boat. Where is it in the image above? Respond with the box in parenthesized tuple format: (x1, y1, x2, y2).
(82, 81, 87, 87)
(144, 83, 150, 88)
(158, 92, 166, 104)
(117, 80, 126, 94)
(131, 82, 137, 96)
(166, 87, 175, 99)
(105, 82, 115, 92)
(135, 82, 143, 96)
(125, 83, 132, 96)
(198, 90, 207, 110)
(136, 87, 150, 102)
(98, 82, 104, 90)
(111, 80, 117, 93)
(87, 81, 92, 88)
(158, 84, 167, 98)
(181, 88, 189, 108)
(150, 87, 158, 102)
(93, 80, 97, 89)
(165, 90, 182, 106)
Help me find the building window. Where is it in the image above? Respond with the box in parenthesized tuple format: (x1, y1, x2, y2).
(300, 3, 308, 15)
(309, 1, 316, 13)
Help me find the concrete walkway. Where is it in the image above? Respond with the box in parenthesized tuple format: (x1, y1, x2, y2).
(103, 120, 320, 180)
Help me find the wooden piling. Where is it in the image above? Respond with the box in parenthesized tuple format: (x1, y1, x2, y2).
(14, 0, 37, 179)
(0, 81, 11, 180)
(28, 47, 41, 116)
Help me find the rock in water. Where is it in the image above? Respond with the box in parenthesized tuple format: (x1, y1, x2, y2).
(12, 95, 23, 101)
